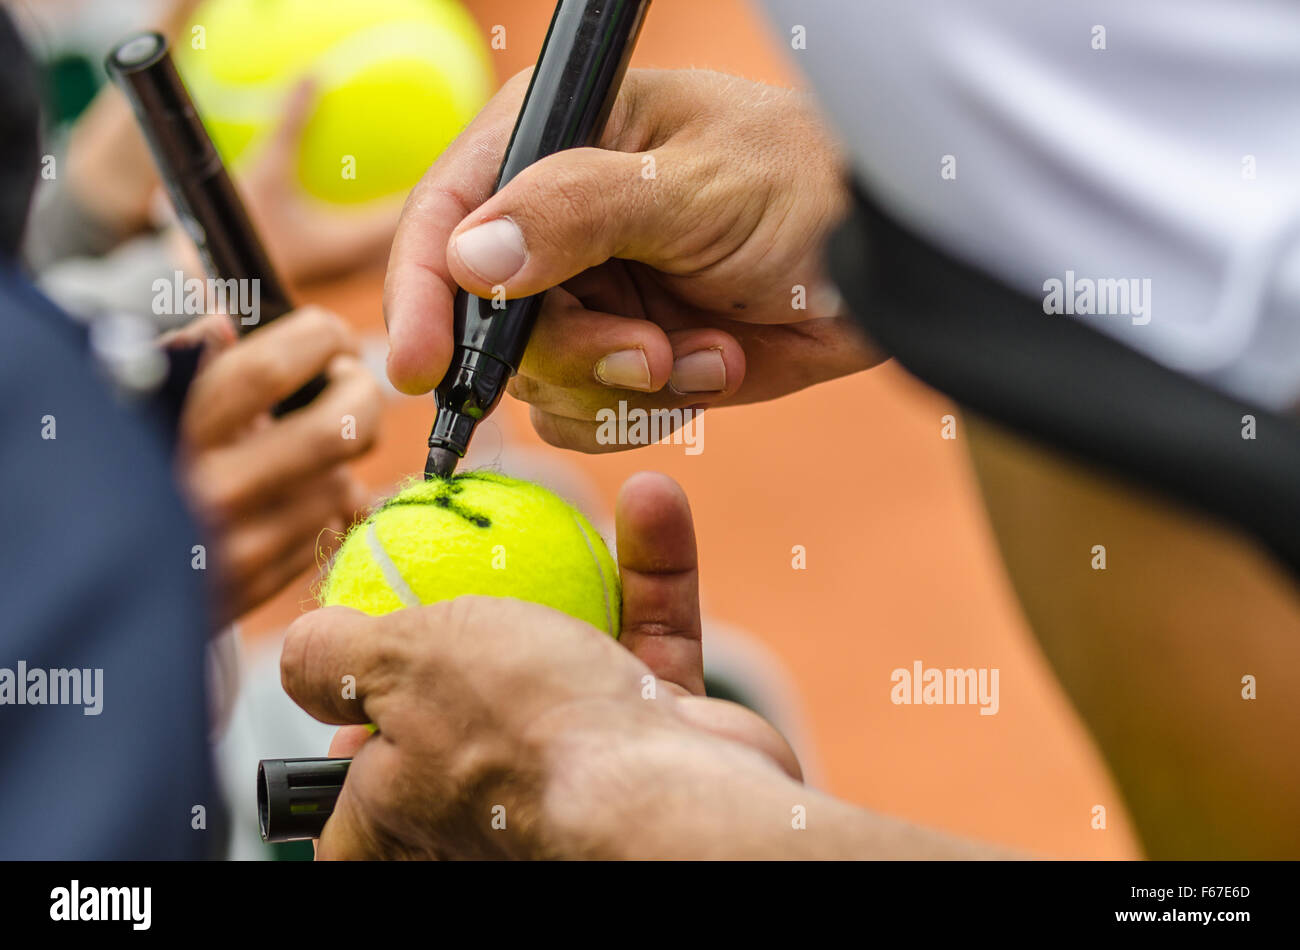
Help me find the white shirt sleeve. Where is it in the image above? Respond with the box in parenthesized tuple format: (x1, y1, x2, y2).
(759, 0, 1300, 409)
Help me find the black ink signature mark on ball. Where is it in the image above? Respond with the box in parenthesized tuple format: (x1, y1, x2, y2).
(380, 478, 492, 528)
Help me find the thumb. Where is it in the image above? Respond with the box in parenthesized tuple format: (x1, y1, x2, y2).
(445, 147, 681, 299)
(615, 471, 705, 696)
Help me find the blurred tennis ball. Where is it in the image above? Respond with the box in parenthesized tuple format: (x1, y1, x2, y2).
(321, 473, 622, 638)
(175, 0, 493, 204)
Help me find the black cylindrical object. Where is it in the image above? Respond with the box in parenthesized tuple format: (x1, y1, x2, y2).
(425, 0, 652, 477)
(105, 32, 326, 416)
(257, 757, 350, 843)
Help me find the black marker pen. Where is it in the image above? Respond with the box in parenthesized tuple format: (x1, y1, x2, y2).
(423, 0, 651, 478)
(106, 32, 326, 416)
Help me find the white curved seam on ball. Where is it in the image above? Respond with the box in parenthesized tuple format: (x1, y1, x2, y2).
(571, 512, 615, 636)
(366, 521, 421, 608)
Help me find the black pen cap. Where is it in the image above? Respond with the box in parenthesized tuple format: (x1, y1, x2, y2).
(106, 32, 217, 180)
(257, 757, 350, 843)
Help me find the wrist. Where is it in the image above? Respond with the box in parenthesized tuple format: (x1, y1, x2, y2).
(536, 713, 1005, 859)
(538, 716, 810, 859)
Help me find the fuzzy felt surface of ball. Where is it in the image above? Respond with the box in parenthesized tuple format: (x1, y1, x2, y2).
(321, 472, 620, 637)
(176, 0, 493, 204)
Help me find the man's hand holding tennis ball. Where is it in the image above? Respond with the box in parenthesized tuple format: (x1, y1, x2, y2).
(284, 473, 805, 859)
(286, 474, 991, 859)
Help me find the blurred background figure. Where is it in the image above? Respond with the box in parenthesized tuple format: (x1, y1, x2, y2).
(15, 0, 493, 321)
(0, 1, 216, 859)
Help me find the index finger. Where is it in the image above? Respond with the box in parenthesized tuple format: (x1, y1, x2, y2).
(280, 606, 394, 726)
(382, 73, 529, 395)
(181, 306, 354, 447)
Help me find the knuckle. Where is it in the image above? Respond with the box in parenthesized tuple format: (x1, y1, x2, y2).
(366, 634, 408, 683)
(306, 306, 354, 353)
(350, 422, 379, 457)
(506, 373, 546, 406)
(222, 528, 269, 584)
(240, 345, 292, 398)
(355, 375, 385, 435)
(527, 406, 570, 449)
(191, 461, 246, 521)
(204, 488, 243, 523)
(302, 405, 359, 461)
(319, 418, 374, 466)
(425, 596, 502, 660)
(443, 738, 515, 815)
(291, 303, 333, 331)
(528, 407, 612, 455)
(322, 467, 353, 505)
(627, 618, 674, 639)
(439, 595, 487, 638)
(406, 181, 463, 225)
(367, 610, 419, 672)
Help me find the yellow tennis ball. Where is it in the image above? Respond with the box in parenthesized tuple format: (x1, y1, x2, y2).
(321, 473, 621, 638)
(176, 0, 493, 204)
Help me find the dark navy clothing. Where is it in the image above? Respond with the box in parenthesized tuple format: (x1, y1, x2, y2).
(0, 267, 217, 858)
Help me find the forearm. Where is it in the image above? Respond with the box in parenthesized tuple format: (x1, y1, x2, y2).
(543, 725, 1007, 860)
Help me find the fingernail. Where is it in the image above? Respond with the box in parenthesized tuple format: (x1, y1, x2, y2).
(594, 349, 652, 391)
(453, 218, 527, 285)
(669, 348, 726, 394)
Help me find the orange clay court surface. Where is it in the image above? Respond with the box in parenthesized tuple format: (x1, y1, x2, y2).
(242, 0, 1140, 858)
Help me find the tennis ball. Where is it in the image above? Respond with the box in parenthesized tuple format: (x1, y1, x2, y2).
(175, 0, 493, 204)
(321, 472, 621, 638)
